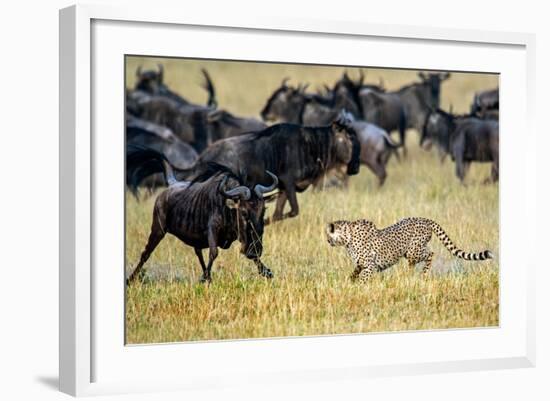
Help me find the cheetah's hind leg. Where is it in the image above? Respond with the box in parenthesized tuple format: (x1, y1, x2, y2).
(421, 250, 434, 275)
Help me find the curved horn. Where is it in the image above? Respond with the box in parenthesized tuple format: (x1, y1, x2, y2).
(358, 69, 365, 85)
(254, 171, 279, 197)
(220, 176, 251, 200)
(157, 64, 164, 81)
(281, 77, 290, 87)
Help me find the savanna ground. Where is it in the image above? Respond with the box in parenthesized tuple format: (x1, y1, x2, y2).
(125, 57, 499, 344)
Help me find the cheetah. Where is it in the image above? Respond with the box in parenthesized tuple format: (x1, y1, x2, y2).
(326, 217, 493, 283)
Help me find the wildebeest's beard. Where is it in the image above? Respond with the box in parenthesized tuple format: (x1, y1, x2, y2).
(223, 171, 277, 259)
(346, 128, 361, 175)
(237, 202, 265, 259)
(331, 120, 361, 175)
(419, 72, 450, 109)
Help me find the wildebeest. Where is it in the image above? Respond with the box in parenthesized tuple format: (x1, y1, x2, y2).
(471, 88, 499, 120)
(134, 65, 217, 108)
(260, 79, 314, 124)
(181, 118, 361, 223)
(132, 96, 209, 151)
(396, 72, 450, 133)
(294, 72, 404, 155)
(421, 109, 499, 183)
(205, 109, 267, 143)
(127, 148, 278, 284)
(129, 94, 265, 153)
(126, 116, 199, 196)
(359, 88, 408, 155)
(338, 72, 449, 157)
(260, 74, 384, 126)
(339, 111, 400, 186)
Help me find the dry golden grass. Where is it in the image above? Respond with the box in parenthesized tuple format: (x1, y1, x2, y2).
(125, 57, 499, 344)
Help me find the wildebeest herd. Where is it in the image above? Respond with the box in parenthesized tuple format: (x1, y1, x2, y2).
(125, 64, 499, 284)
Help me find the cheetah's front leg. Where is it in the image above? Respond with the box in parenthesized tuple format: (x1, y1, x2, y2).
(353, 259, 377, 284)
(350, 264, 363, 282)
(358, 266, 375, 284)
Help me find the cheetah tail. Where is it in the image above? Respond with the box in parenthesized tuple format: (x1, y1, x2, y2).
(430, 221, 493, 261)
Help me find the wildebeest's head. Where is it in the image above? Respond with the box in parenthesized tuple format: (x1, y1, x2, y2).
(135, 64, 164, 94)
(260, 79, 308, 123)
(470, 89, 499, 118)
(418, 72, 450, 108)
(220, 171, 278, 259)
(330, 72, 364, 115)
(331, 114, 361, 175)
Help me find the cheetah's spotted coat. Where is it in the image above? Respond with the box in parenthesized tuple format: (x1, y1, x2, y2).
(326, 217, 493, 283)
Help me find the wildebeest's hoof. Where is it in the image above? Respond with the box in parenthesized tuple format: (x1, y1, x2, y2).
(260, 268, 274, 279)
(126, 271, 145, 285)
(199, 275, 212, 284)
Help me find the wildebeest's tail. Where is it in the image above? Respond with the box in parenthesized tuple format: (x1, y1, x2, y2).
(201, 69, 217, 108)
(382, 129, 402, 161)
(126, 145, 183, 195)
(429, 220, 493, 261)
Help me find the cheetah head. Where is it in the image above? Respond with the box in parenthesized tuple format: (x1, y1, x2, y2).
(326, 220, 353, 246)
(326, 219, 377, 247)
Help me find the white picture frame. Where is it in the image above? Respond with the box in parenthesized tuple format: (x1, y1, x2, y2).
(59, 4, 536, 397)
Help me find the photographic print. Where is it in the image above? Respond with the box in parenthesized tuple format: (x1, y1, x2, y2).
(125, 56, 499, 344)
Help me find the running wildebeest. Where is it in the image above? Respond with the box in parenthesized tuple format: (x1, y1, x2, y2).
(471, 88, 499, 120)
(421, 109, 499, 183)
(177, 118, 361, 223)
(127, 148, 278, 284)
